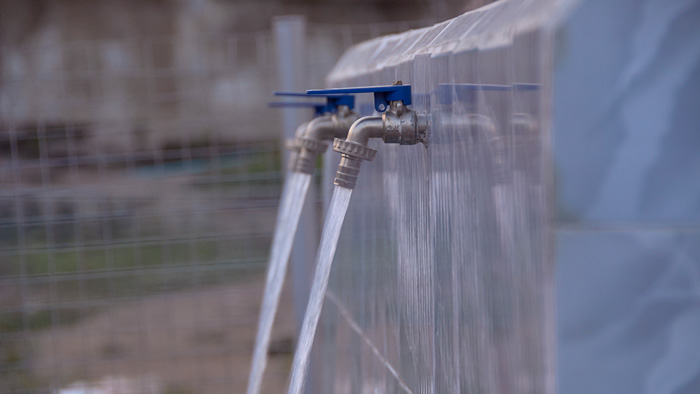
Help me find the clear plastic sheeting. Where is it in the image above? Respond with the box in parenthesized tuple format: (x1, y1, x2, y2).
(316, 0, 556, 392)
(314, 0, 700, 392)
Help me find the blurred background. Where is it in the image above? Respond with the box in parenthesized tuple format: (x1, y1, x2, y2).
(0, 0, 494, 393)
(5, 1, 699, 394)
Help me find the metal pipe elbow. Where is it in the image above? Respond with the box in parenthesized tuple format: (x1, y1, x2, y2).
(303, 115, 336, 141)
(344, 116, 384, 146)
(292, 112, 359, 175)
(284, 121, 309, 152)
(333, 112, 360, 139)
(302, 111, 359, 142)
(331, 116, 383, 189)
(291, 116, 331, 174)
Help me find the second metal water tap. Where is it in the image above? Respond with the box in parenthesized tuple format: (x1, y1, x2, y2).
(293, 105, 359, 174)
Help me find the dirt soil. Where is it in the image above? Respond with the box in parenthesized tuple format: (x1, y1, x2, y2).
(32, 279, 296, 394)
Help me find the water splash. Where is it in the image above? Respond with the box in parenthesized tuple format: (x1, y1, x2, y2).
(246, 172, 311, 394)
(286, 186, 354, 394)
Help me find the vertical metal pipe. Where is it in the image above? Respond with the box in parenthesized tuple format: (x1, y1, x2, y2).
(273, 16, 319, 393)
(274, 16, 307, 167)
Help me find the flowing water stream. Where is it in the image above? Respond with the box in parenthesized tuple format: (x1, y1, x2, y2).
(246, 171, 312, 394)
(286, 185, 354, 394)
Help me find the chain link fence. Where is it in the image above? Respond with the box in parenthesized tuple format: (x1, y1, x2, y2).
(0, 19, 432, 394)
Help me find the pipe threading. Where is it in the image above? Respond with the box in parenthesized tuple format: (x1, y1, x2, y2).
(332, 139, 376, 189)
(285, 138, 302, 172)
(297, 137, 328, 154)
(292, 152, 316, 174)
(284, 138, 300, 152)
(291, 137, 329, 174)
(332, 139, 377, 161)
(334, 155, 362, 189)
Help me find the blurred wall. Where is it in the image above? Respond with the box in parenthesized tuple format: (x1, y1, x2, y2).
(554, 0, 700, 393)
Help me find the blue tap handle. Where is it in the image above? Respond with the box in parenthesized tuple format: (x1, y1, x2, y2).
(274, 91, 355, 111)
(513, 83, 540, 90)
(267, 101, 327, 116)
(306, 85, 412, 112)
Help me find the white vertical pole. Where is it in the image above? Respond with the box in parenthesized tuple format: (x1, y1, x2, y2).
(273, 17, 319, 392)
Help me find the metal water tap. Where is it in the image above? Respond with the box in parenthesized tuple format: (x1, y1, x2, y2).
(268, 100, 328, 153)
(271, 92, 359, 173)
(291, 103, 358, 174)
(307, 82, 429, 189)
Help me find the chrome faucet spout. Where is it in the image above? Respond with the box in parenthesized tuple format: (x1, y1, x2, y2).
(333, 98, 429, 189)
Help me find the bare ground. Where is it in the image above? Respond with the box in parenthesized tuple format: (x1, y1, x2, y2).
(32, 279, 296, 394)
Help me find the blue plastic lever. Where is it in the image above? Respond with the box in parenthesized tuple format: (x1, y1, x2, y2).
(273, 91, 355, 112)
(267, 101, 327, 116)
(306, 85, 412, 112)
(513, 83, 540, 90)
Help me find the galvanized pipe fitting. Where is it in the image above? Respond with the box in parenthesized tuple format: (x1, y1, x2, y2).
(332, 101, 429, 189)
(333, 138, 378, 189)
(292, 135, 329, 174)
(382, 101, 429, 145)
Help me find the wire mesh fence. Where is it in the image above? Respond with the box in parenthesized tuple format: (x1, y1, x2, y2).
(0, 19, 432, 394)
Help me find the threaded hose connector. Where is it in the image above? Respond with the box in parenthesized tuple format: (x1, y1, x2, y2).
(332, 139, 376, 161)
(334, 155, 362, 189)
(297, 137, 328, 154)
(284, 139, 302, 172)
(332, 139, 376, 189)
(284, 138, 300, 152)
(292, 137, 328, 174)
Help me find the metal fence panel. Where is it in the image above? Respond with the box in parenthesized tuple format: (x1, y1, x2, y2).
(0, 19, 431, 394)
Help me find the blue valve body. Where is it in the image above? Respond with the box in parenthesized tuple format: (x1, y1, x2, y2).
(306, 85, 413, 113)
